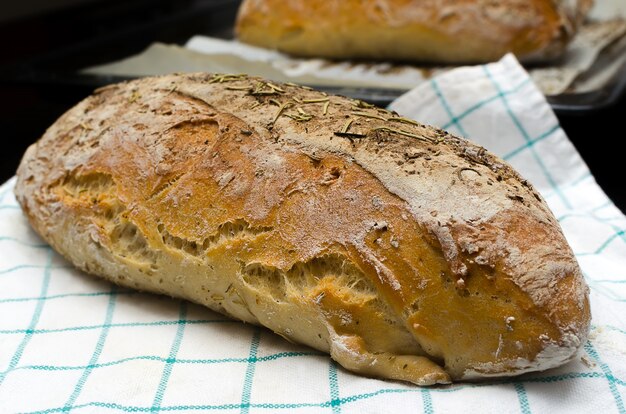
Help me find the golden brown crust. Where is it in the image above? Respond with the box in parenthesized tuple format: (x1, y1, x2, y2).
(235, 0, 592, 63)
(15, 73, 590, 385)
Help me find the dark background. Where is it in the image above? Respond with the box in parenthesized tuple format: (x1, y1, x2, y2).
(0, 0, 624, 212)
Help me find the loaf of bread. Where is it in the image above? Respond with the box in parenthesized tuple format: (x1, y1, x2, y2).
(235, 0, 592, 63)
(15, 73, 590, 385)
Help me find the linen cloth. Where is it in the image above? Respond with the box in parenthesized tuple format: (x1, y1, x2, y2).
(1, 54, 624, 413)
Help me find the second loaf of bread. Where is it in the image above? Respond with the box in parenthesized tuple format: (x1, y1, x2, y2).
(236, 0, 593, 63)
(15, 73, 590, 385)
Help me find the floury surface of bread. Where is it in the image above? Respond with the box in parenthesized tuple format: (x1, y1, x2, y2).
(236, 0, 593, 63)
(15, 73, 590, 385)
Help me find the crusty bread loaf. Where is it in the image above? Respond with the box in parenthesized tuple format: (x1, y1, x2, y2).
(236, 0, 593, 63)
(15, 73, 590, 385)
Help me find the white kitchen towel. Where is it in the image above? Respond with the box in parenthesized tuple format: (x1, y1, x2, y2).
(1, 54, 625, 413)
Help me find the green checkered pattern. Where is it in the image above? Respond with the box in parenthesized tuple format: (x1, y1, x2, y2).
(1, 56, 625, 413)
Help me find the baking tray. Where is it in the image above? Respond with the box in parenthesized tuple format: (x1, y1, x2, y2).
(1, 0, 625, 114)
(316, 63, 626, 112)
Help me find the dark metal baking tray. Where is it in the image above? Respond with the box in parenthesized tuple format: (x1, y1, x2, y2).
(2, 0, 626, 114)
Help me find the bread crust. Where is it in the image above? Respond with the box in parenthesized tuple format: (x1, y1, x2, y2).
(235, 0, 593, 63)
(15, 74, 590, 385)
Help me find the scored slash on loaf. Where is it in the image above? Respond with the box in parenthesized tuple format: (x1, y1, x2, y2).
(15, 73, 590, 385)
